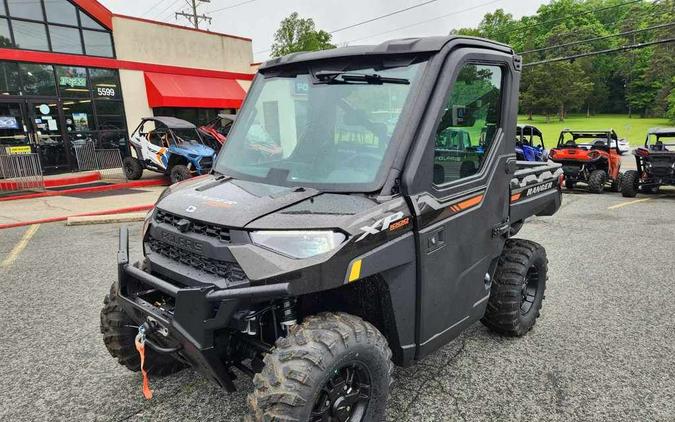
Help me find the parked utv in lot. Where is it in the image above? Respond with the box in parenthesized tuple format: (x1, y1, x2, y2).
(549, 129, 622, 193)
(101, 36, 563, 421)
(621, 128, 675, 197)
(516, 124, 547, 162)
(124, 117, 217, 184)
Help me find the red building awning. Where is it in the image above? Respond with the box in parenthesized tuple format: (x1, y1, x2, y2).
(144, 72, 247, 109)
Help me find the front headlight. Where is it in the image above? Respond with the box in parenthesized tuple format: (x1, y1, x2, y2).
(250, 230, 346, 259)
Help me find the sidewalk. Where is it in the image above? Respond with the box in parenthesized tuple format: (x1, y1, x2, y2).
(0, 185, 163, 227)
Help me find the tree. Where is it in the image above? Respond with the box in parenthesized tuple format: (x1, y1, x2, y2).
(270, 13, 335, 58)
(667, 79, 675, 123)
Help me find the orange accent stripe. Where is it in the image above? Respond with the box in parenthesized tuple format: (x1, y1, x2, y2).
(510, 192, 522, 203)
(456, 194, 484, 211)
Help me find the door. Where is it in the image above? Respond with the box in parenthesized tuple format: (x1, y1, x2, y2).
(402, 49, 520, 359)
(27, 100, 70, 173)
(0, 100, 30, 154)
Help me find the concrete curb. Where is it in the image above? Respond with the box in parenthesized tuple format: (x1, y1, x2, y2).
(66, 212, 148, 226)
(0, 204, 154, 230)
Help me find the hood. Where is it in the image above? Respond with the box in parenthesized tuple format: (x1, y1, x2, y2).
(168, 143, 215, 158)
(156, 176, 321, 228)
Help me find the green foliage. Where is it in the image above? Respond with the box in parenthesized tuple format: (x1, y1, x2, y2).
(456, 0, 675, 119)
(667, 80, 675, 123)
(271, 12, 336, 58)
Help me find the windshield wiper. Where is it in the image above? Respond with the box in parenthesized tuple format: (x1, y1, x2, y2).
(314, 71, 409, 85)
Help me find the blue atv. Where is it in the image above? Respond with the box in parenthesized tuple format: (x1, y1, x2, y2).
(125, 117, 217, 184)
(516, 124, 547, 162)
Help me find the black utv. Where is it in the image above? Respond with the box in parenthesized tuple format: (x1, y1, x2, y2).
(621, 128, 675, 197)
(101, 36, 563, 421)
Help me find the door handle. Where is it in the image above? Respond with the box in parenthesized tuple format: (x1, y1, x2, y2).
(427, 228, 445, 253)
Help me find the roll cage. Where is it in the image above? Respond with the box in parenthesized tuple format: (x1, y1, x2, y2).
(557, 129, 620, 154)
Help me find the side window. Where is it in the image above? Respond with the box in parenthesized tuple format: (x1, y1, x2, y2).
(433, 64, 503, 185)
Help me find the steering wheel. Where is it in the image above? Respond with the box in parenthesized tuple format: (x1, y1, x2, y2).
(344, 152, 383, 171)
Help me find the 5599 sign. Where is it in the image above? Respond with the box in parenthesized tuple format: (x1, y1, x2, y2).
(96, 87, 116, 97)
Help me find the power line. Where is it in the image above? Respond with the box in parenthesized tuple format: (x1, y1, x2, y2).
(520, 21, 675, 55)
(329, 0, 440, 34)
(155, 0, 182, 20)
(343, 0, 505, 44)
(523, 37, 675, 66)
(140, 0, 171, 17)
(208, 0, 257, 14)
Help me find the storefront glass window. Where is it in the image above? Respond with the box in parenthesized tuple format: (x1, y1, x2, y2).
(63, 99, 94, 133)
(0, 61, 20, 95)
(7, 0, 44, 21)
(89, 68, 120, 99)
(79, 11, 105, 30)
(12, 20, 49, 51)
(49, 25, 83, 54)
(96, 115, 125, 131)
(94, 100, 123, 115)
(83, 29, 113, 57)
(0, 18, 11, 48)
(20, 63, 57, 96)
(45, 0, 78, 26)
(56, 66, 89, 98)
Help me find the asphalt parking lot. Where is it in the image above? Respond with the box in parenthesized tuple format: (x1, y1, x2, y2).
(1, 188, 674, 421)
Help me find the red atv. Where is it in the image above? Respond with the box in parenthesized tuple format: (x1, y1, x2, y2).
(549, 129, 623, 193)
(198, 113, 236, 148)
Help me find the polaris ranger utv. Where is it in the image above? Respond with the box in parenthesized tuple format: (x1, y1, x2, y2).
(621, 128, 675, 197)
(101, 36, 563, 421)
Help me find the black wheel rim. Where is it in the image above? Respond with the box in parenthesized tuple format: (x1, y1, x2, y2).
(310, 362, 371, 422)
(124, 163, 133, 178)
(520, 266, 540, 315)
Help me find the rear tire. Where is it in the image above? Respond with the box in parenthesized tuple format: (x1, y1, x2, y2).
(123, 157, 143, 180)
(620, 170, 639, 198)
(248, 312, 393, 422)
(587, 170, 607, 194)
(100, 283, 184, 376)
(481, 239, 548, 337)
(170, 164, 191, 184)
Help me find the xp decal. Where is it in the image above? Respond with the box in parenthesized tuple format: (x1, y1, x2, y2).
(356, 211, 406, 241)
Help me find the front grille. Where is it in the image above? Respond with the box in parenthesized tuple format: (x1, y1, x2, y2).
(148, 237, 246, 281)
(156, 209, 231, 242)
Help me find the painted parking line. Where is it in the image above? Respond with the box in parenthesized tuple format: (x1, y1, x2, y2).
(608, 198, 653, 210)
(0, 224, 40, 268)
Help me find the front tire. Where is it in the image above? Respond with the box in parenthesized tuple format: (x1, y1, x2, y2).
(123, 156, 143, 180)
(100, 283, 184, 375)
(620, 170, 639, 197)
(248, 313, 393, 422)
(481, 239, 548, 337)
(169, 164, 191, 184)
(587, 169, 607, 194)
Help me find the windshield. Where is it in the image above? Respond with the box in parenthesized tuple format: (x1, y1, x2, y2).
(171, 128, 200, 145)
(214, 61, 426, 190)
(648, 134, 675, 149)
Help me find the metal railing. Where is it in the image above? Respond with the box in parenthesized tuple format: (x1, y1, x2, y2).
(73, 140, 127, 183)
(0, 153, 45, 193)
(95, 149, 127, 182)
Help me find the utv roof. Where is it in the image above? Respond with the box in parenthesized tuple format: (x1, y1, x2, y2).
(142, 116, 196, 129)
(259, 36, 514, 70)
(648, 127, 675, 136)
(517, 124, 542, 137)
(560, 129, 618, 140)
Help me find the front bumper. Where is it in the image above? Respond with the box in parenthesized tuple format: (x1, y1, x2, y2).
(116, 226, 290, 391)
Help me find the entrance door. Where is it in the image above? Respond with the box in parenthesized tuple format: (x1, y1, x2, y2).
(26, 100, 70, 173)
(0, 101, 30, 154)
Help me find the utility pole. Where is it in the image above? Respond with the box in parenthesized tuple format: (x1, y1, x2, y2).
(175, 0, 211, 30)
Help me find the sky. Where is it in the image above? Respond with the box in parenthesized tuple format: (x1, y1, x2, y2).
(99, 0, 548, 62)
